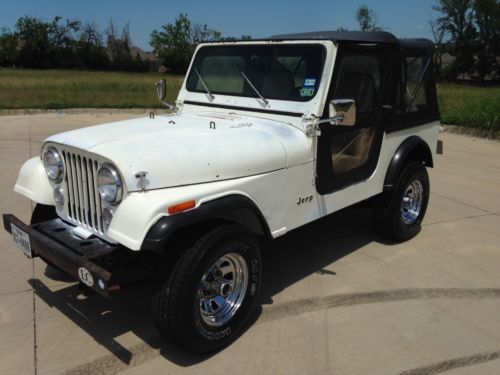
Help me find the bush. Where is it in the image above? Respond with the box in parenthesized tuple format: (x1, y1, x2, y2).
(438, 83, 500, 131)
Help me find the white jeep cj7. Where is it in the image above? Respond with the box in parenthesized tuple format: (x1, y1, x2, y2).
(3, 31, 442, 353)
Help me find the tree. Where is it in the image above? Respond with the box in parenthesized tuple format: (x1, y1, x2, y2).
(150, 13, 222, 73)
(0, 15, 149, 71)
(14, 16, 51, 68)
(150, 13, 192, 73)
(429, 15, 449, 79)
(433, 0, 476, 79)
(191, 23, 221, 44)
(76, 22, 109, 70)
(356, 5, 383, 31)
(106, 20, 147, 71)
(0, 28, 18, 67)
(47, 16, 80, 68)
(48, 16, 80, 50)
(219, 35, 253, 41)
(473, 0, 500, 82)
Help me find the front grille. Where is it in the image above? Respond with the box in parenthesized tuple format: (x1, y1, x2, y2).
(61, 150, 103, 234)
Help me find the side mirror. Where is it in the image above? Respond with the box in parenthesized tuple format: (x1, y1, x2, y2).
(328, 99, 356, 126)
(156, 79, 166, 101)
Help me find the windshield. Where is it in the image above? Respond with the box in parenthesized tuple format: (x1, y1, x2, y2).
(186, 44, 326, 102)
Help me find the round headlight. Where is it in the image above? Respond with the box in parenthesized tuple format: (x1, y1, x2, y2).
(97, 164, 123, 203)
(43, 147, 64, 182)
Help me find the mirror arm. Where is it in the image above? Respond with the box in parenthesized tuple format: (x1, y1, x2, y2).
(156, 79, 178, 113)
(317, 114, 345, 125)
(160, 100, 178, 113)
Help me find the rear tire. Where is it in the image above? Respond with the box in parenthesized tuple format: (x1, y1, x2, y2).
(151, 224, 262, 354)
(373, 161, 429, 242)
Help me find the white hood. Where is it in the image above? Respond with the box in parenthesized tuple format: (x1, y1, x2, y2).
(46, 112, 310, 191)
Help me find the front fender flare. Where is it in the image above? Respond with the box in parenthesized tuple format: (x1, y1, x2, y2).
(140, 195, 272, 251)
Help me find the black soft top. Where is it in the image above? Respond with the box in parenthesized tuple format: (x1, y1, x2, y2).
(269, 31, 434, 52)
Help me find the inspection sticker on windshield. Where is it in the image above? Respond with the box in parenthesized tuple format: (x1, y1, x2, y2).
(301, 78, 316, 97)
(300, 87, 315, 97)
(304, 78, 316, 87)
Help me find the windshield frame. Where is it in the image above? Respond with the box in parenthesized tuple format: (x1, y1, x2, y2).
(185, 43, 328, 103)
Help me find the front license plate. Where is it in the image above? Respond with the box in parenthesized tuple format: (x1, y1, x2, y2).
(11, 224, 32, 258)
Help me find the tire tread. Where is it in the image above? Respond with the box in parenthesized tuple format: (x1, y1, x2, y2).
(373, 161, 429, 242)
(151, 223, 258, 353)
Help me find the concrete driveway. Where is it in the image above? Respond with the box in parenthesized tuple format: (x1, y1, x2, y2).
(1, 112, 499, 375)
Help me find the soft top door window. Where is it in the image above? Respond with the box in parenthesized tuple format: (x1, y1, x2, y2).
(316, 44, 395, 194)
(186, 44, 326, 102)
(332, 52, 382, 125)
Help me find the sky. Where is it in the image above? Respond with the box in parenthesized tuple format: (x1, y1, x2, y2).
(0, 0, 438, 51)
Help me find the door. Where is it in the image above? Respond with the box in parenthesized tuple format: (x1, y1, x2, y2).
(316, 44, 397, 194)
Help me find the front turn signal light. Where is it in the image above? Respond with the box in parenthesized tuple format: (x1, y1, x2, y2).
(168, 200, 196, 215)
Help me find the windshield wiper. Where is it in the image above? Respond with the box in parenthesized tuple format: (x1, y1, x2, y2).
(194, 68, 215, 100)
(240, 72, 269, 106)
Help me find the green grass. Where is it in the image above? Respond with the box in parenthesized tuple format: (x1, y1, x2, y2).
(438, 83, 500, 132)
(1, 69, 499, 133)
(0, 68, 184, 109)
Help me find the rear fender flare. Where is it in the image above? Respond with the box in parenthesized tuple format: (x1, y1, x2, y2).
(384, 136, 433, 191)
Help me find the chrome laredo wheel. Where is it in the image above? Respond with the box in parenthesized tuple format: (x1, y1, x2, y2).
(373, 161, 429, 242)
(401, 180, 424, 225)
(151, 224, 261, 353)
(198, 253, 249, 327)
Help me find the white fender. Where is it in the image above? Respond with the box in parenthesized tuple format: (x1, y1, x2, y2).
(107, 172, 286, 251)
(14, 157, 54, 205)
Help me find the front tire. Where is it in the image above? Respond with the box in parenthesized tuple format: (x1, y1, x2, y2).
(30, 204, 57, 225)
(151, 224, 262, 354)
(373, 161, 430, 242)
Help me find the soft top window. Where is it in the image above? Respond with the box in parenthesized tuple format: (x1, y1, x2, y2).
(389, 47, 439, 129)
(403, 55, 432, 113)
(186, 44, 326, 102)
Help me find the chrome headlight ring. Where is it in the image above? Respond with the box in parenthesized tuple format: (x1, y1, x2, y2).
(43, 146, 64, 183)
(97, 163, 123, 204)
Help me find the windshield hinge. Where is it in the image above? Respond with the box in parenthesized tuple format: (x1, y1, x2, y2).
(302, 113, 321, 137)
(175, 100, 184, 112)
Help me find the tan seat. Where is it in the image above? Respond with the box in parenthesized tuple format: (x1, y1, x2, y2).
(331, 128, 375, 174)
